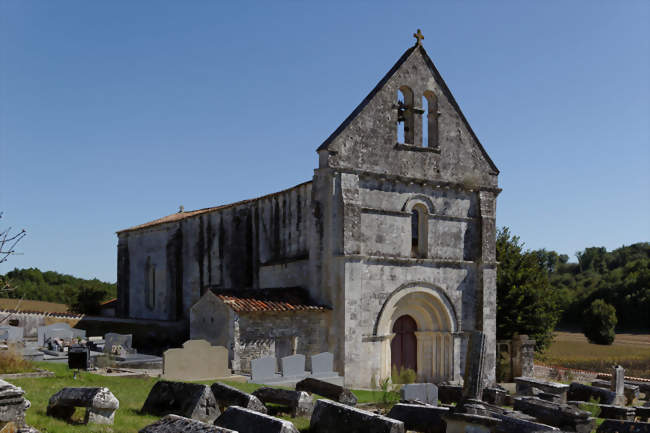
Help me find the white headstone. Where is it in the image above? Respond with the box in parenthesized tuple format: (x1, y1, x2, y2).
(311, 352, 337, 378)
(251, 356, 280, 383)
(281, 354, 306, 379)
(400, 383, 438, 406)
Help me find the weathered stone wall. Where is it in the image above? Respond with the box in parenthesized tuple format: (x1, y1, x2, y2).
(312, 45, 499, 388)
(118, 182, 312, 320)
(233, 311, 331, 373)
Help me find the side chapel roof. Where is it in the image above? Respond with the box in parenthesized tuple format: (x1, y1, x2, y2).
(211, 288, 329, 313)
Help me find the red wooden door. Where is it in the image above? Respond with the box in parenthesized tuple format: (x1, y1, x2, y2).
(391, 315, 417, 372)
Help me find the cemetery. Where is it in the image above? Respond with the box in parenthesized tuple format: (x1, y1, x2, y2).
(0, 327, 648, 432)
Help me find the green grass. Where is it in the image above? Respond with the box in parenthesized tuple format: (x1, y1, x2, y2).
(11, 362, 395, 433)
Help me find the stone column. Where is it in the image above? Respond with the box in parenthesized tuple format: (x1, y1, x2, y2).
(377, 334, 395, 383)
(415, 331, 434, 381)
(477, 190, 497, 386)
(611, 365, 626, 406)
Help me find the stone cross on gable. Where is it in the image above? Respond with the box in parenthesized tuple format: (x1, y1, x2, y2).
(413, 29, 424, 46)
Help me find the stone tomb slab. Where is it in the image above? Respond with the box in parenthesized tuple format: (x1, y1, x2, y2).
(215, 406, 299, 433)
(252, 387, 313, 417)
(295, 377, 357, 406)
(138, 414, 238, 433)
(0, 378, 31, 428)
(387, 403, 448, 433)
(280, 355, 306, 379)
(163, 340, 231, 381)
(400, 383, 438, 405)
(47, 387, 119, 425)
(250, 356, 280, 383)
(141, 381, 219, 423)
(210, 382, 267, 414)
(310, 399, 404, 433)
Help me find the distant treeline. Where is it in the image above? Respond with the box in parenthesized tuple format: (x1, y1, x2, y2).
(1, 268, 116, 313)
(537, 242, 650, 330)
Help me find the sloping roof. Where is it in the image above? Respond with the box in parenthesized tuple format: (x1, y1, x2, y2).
(117, 180, 312, 234)
(317, 43, 499, 175)
(212, 288, 329, 313)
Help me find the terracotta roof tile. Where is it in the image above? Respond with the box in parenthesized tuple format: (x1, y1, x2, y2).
(117, 180, 312, 234)
(212, 288, 329, 313)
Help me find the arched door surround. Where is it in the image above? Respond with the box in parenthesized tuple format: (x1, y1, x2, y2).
(375, 282, 460, 383)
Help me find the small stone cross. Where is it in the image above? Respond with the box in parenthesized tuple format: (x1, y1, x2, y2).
(413, 29, 424, 46)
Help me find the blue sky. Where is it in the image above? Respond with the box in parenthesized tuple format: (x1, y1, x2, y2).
(1, 1, 648, 283)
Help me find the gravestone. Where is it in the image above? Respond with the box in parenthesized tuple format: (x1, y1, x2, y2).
(400, 383, 438, 405)
(311, 352, 337, 378)
(611, 365, 626, 406)
(280, 355, 306, 379)
(0, 325, 23, 342)
(250, 356, 280, 383)
(163, 340, 231, 381)
(252, 387, 313, 417)
(38, 323, 82, 347)
(210, 382, 267, 414)
(295, 378, 357, 406)
(138, 414, 238, 433)
(0, 379, 31, 430)
(310, 399, 404, 433)
(387, 403, 448, 433)
(141, 381, 219, 423)
(215, 406, 299, 433)
(457, 331, 489, 415)
(47, 387, 119, 425)
(104, 333, 133, 355)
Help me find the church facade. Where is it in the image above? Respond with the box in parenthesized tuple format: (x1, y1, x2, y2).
(116, 36, 500, 388)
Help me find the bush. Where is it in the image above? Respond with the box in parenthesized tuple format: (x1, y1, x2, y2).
(583, 299, 617, 345)
(0, 347, 37, 374)
(391, 366, 416, 384)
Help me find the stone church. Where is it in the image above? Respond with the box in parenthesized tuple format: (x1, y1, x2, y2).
(116, 33, 500, 388)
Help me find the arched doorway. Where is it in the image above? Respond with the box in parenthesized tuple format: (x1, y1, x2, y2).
(391, 315, 417, 372)
(375, 284, 460, 383)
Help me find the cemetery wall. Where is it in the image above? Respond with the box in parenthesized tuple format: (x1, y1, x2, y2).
(233, 311, 331, 373)
(0, 310, 82, 338)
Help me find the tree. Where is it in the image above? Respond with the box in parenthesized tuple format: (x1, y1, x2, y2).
(496, 227, 562, 351)
(582, 299, 617, 345)
(0, 212, 26, 292)
(0, 213, 27, 322)
(71, 287, 108, 315)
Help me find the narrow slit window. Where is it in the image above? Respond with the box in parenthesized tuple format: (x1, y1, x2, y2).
(411, 204, 428, 258)
(145, 257, 156, 309)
